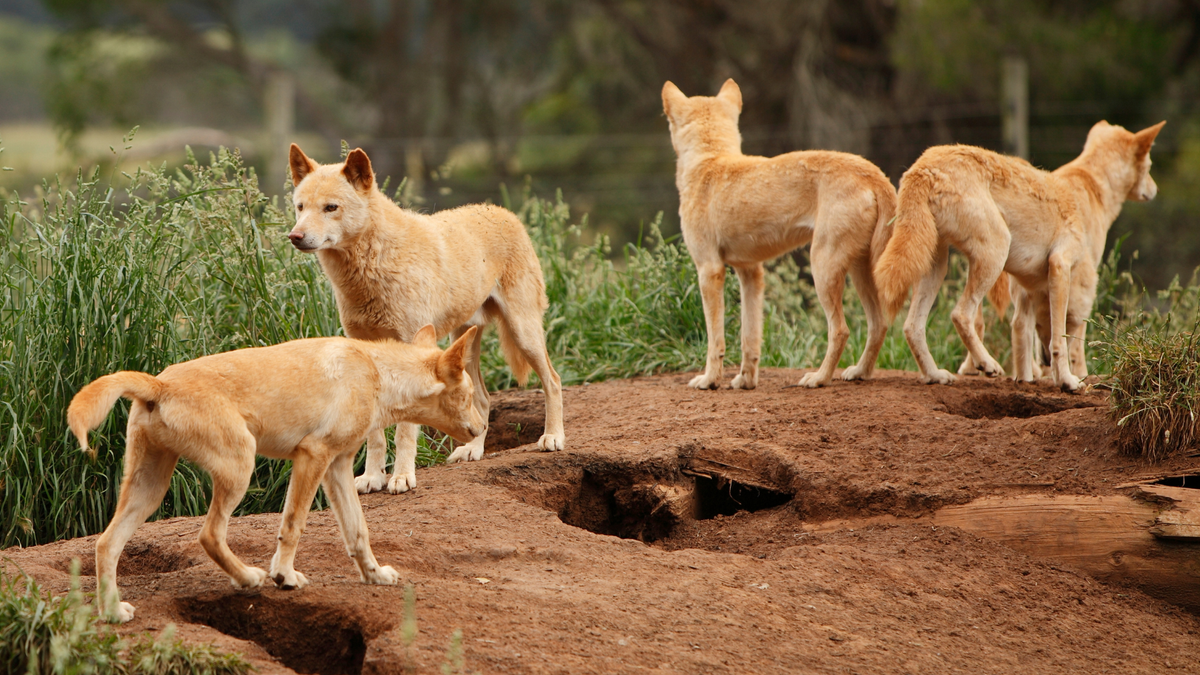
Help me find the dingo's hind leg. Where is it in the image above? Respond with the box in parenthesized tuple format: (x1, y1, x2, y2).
(270, 442, 332, 589)
(498, 303, 565, 452)
(690, 262, 727, 390)
(904, 243, 955, 384)
(95, 426, 178, 623)
(323, 451, 399, 585)
(951, 212, 1010, 379)
(801, 230, 853, 388)
(843, 254, 887, 381)
(731, 263, 764, 390)
(198, 429, 267, 591)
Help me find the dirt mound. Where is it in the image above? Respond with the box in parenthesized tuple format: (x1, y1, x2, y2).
(6, 369, 1200, 674)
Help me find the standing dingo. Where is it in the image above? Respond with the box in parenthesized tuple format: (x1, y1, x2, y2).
(68, 327, 484, 623)
(287, 145, 565, 494)
(663, 79, 896, 389)
(874, 121, 1164, 391)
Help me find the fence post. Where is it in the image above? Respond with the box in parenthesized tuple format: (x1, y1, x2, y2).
(1001, 55, 1029, 159)
(264, 71, 296, 194)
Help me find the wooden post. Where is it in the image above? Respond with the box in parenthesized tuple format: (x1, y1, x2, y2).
(1001, 55, 1029, 159)
(264, 71, 296, 194)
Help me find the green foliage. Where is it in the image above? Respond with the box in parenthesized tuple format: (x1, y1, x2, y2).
(0, 560, 251, 674)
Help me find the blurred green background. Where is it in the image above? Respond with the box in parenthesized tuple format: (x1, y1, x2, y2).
(2, 0, 1199, 287)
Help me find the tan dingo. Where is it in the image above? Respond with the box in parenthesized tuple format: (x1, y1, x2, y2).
(287, 145, 565, 495)
(662, 79, 896, 389)
(874, 120, 1164, 391)
(67, 326, 484, 623)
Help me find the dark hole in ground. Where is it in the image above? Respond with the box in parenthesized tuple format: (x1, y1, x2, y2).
(1154, 475, 1200, 489)
(176, 594, 367, 675)
(55, 541, 197, 577)
(557, 471, 680, 543)
(693, 474, 793, 520)
(941, 392, 1098, 420)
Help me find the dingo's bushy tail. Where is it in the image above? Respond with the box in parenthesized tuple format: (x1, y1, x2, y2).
(989, 272, 1012, 319)
(67, 372, 164, 457)
(869, 178, 898, 270)
(874, 171, 940, 320)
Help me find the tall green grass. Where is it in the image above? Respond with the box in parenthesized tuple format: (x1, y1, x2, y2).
(0, 148, 996, 548)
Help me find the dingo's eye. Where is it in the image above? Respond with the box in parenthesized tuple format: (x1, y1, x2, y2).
(296, 203, 304, 211)
(324, 204, 338, 213)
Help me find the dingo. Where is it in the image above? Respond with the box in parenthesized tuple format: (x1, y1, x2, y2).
(287, 145, 565, 495)
(662, 79, 896, 389)
(67, 326, 484, 623)
(875, 120, 1164, 391)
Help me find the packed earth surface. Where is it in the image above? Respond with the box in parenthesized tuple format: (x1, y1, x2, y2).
(6, 368, 1200, 674)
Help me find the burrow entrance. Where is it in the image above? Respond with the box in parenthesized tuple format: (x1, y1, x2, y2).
(938, 391, 1100, 420)
(54, 541, 199, 577)
(1154, 474, 1200, 489)
(176, 594, 374, 675)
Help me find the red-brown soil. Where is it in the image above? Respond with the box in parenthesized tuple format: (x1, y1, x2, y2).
(6, 369, 1200, 674)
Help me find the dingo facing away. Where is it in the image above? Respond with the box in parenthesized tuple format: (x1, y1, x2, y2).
(288, 145, 565, 495)
(662, 79, 896, 389)
(875, 120, 1164, 392)
(67, 327, 484, 623)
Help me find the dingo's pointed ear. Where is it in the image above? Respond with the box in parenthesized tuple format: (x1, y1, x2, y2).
(342, 148, 375, 193)
(717, 78, 742, 113)
(1134, 121, 1166, 159)
(290, 144, 317, 185)
(413, 324, 437, 348)
(662, 81, 686, 118)
(440, 326, 477, 378)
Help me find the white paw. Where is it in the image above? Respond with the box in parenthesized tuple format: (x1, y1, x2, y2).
(271, 569, 309, 591)
(978, 357, 1005, 377)
(537, 432, 565, 452)
(797, 371, 828, 388)
(688, 373, 720, 390)
(387, 471, 416, 494)
(105, 601, 136, 624)
(235, 567, 269, 589)
(365, 565, 401, 586)
(920, 369, 957, 385)
(957, 359, 979, 376)
(841, 365, 870, 381)
(354, 471, 386, 495)
(447, 438, 486, 462)
(730, 373, 756, 390)
(1059, 373, 1083, 393)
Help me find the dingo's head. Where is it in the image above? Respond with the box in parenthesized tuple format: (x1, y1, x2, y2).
(662, 79, 743, 161)
(407, 325, 486, 444)
(1083, 120, 1165, 203)
(287, 144, 377, 252)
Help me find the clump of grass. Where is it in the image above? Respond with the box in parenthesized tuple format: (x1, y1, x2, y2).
(0, 560, 251, 674)
(1091, 320, 1200, 462)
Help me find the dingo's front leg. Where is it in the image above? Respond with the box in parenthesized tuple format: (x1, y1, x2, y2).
(324, 452, 401, 586)
(387, 423, 420, 492)
(1047, 253, 1082, 392)
(354, 427, 388, 494)
(689, 263, 727, 390)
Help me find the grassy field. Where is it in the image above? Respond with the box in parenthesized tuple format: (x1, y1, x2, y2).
(0, 146, 1184, 548)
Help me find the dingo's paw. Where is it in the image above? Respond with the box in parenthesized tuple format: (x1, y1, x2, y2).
(957, 357, 979, 376)
(272, 570, 309, 590)
(447, 438, 486, 463)
(538, 432, 565, 452)
(235, 567, 269, 589)
(797, 371, 829, 388)
(355, 470, 387, 495)
(840, 364, 871, 381)
(920, 369, 957, 385)
(387, 471, 416, 494)
(1059, 373, 1083, 393)
(977, 357, 1005, 378)
(365, 565, 401, 586)
(730, 373, 757, 390)
(688, 373, 720, 390)
(104, 601, 136, 624)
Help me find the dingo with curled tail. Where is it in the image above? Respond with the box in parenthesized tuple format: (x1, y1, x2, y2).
(67, 326, 484, 623)
(663, 78, 895, 389)
(288, 145, 565, 496)
(874, 120, 1164, 392)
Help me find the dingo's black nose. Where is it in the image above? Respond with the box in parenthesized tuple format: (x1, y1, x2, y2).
(288, 232, 305, 243)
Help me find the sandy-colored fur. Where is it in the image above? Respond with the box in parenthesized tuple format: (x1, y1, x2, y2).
(874, 121, 1164, 391)
(663, 79, 896, 389)
(67, 327, 484, 623)
(288, 145, 565, 495)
